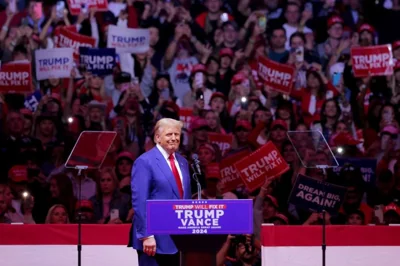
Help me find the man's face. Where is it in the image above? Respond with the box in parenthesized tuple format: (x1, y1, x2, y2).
(223, 25, 238, 44)
(8, 112, 24, 136)
(39, 119, 54, 137)
(360, 31, 373, 46)
(155, 126, 181, 154)
(394, 48, 400, 60)
(235, 128, 250, 143)
(210, 98, 225, 113)
(149, 27, 160, 47)
(347, 213, 363, 225)
(285, 5, 300, 24)
(291, 36, 304, 49)
(205, 0, 222, 13)
(89, 107, 102, 123)
(328, 24, 343, 39)
(271, 29, 286, 50)
(270, 127, 286, 143)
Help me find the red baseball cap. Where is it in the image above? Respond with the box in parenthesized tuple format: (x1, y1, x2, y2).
(381, 125, 399, 135)
(117, 151, 135, 162)
(384, 203, 400, 216)
(191, 64, 207, 75)
(358, 23, 375, 34)
(210, 92, 227, 102)
(219, 48, 234, 58)
(20, 108, 33, 117)
(197, 143, 216, 154)
(231, 72, 247, 85)
(393, 40, 400, 50)
(330, 132, 362, 147)
(235, 120, 252, 131)
(76, 200, 94, 210)
(327, 16, 344, 28)
(265, 195, 279, 208)
(190, 117, 210, 132)
(270, 119, 288, 130)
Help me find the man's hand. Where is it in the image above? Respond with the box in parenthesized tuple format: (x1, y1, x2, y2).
(143, 237, 156, 256)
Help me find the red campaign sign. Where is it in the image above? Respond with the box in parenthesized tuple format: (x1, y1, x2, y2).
(179, 108, 193, 130)
(67, 0, 109, 16)
(54, 27, 96, 61)
(257, 56, 295, 94)
(219, 149, 250, 194)
(207, 132, 233, 156)
(234, 141, 289, 192)
(0, 63, 33, 93)
(351, 45, 393, 77)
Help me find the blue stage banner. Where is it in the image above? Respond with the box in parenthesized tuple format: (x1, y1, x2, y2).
(288, 174, 347, 215)
(147, 199, 253, 235)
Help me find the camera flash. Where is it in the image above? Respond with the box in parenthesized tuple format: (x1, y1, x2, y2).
(241, 97, 247, 103)
(337, 147, 344, 154)
(68, 117, 74, 123)
(22, 191, 29, 198)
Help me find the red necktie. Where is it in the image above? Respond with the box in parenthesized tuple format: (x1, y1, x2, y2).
(168, 154, 184, 199)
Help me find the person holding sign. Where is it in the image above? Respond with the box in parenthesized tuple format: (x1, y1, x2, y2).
(131, 118, 191, 266)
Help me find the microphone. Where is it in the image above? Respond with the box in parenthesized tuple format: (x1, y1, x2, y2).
(191, 154, 202, 200)
(192, 154, 201, 175)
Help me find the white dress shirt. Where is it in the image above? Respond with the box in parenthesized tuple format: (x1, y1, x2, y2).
(156, 144, 184, 187)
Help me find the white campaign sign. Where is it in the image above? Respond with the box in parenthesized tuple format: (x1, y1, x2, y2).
(107, 25, 150, 54)
(35, 48, 74, 80)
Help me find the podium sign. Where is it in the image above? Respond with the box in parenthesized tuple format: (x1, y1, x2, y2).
(147, 200, 253, 235)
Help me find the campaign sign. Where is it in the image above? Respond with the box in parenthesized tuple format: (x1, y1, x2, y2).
(234, 141, 289, 192)
(288, 174, 347, 215)
(258, 56, 295, 94)
(351, 45, 393, 77)
(107, 25, 150, 54)
(208, 132, 233, 157)
(79, 47, 116, 76)
(24, 90, 42, 111)
(333, 157, 377, 184)
(35, 48, 73, 80)
(219, 149, 250, 194)
(146, 199, 253, 235)
(0, 62, 32, 93)
(67, 0, 108, 15)
(54, 27, 96, 61)
(179, 108, 193, 130)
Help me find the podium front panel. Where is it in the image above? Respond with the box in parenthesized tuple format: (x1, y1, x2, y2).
(146, 199, 253, 235)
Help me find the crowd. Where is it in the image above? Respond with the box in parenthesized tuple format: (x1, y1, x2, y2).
(1, 0, 400, 265)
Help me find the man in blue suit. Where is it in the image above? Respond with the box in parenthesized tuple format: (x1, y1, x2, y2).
(131, 118, 192, 266)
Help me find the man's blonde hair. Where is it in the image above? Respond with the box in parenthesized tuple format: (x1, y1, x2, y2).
(154, 118, 183, 141)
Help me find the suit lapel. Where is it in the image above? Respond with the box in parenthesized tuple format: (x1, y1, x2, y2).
(154, 148, 180, 199)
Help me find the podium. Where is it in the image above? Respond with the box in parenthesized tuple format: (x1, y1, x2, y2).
(147, 199, 253, 266)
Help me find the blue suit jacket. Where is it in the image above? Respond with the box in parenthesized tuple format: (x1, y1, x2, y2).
(131, 146, 192, 254)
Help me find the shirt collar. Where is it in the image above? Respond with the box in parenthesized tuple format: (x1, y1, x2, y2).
(156, 144, 174, 160)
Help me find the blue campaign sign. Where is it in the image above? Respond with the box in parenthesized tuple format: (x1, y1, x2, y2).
(333, 157, 377, 184)
(147, 200, 253, 235)
(288, 174, 347, 215)
(79, 47, 116, 77)
(24, 90, 42, 111)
